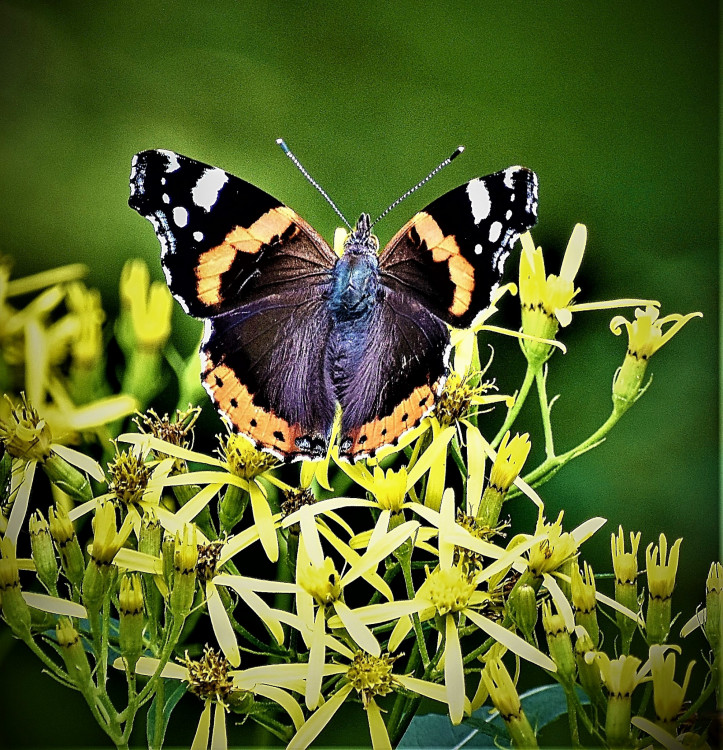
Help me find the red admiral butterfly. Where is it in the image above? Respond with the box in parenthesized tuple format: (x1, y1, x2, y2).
(129, 145, 538, 462)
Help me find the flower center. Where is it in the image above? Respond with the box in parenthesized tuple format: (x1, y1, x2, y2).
(135, 406, 201, 447)
(435, 372, 491, 427)
(182, 646, 234, 702)
(346, 652, 398, 708)
(221, 432, 277, 480)
(196, 541, 224, 581)
(0, 394, 52, 461)
(426, 564, 476, 615)
(108, 449, 152, 505)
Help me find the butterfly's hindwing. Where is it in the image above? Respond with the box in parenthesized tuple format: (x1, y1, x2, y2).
(335, 287, 449, 460)
(378, 166, 538, 328)
(202, 293, 336, 460)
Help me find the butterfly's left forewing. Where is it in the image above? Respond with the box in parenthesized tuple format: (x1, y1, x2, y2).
(378, 166, 538, 328)
(129, 149, 339, 460)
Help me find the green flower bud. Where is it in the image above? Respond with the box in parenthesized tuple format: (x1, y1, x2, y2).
(574, 628, 605, 710)
(477, 432, 530, 527)
(645, 535, 682, 645)
(29, 510, 59, 593)
(705, 562, 723, 652)
(119, 574, 144, 670)
(139, 510, 163, 626)
(0, 537, 31, 638)
(611, 526, 640, 653)
(170, 525, 198, 618)
(542, 601, 576, 684)
(48, 504, 85, 589)
(56, 617, 91, 687)
(507, 583, 538, 642)
(571, 562, 599, 647)
(42, 453, 92, 503)
(482, 658, 538, 748)
(219, 484, 248, 532)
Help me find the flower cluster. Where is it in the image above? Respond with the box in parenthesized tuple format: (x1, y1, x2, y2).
(0, 230, 714, 750)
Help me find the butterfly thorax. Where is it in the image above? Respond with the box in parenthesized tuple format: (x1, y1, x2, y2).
(328, 214, 380, 321)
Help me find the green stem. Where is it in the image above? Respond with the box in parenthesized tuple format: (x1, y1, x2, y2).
(151, 676, 165, 750)
(137, 617, 185, 705)
(400, 555, 429, 668)
(388, 645, 422, 744)
(492, 364, 537, 449)
(521, 408, 623, 489)
(535, 368, 555, 459)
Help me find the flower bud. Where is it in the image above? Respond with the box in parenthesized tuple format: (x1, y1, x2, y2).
(705, 562, 723, 652)
(56, 617, 91, 686)
(162, 532, 175, 589)
(170, 525, 198, 618)
(571, 562, 599, 647)
(0, 394, 52, 462)
(611, 526, 640, 653)
(48, 504, 85, 588)
(574, 628, 605, 709)
(507, 582, 538, 642)
(542, 601, 576, 684)
(645, 535, 682, 645)
(29, 510, 59, 593)
(0, 537, 31, 638)
(42, 453, 92, 503)
(119, 574, 144, 670)
(482, 659, 538, 748)
(476, 432, 530, 527)
(219, 484, 248, 532)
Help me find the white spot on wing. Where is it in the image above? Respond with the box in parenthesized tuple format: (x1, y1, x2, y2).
(506, 209, 512, 220)
(504, 166, 521, 189)
(158, 150, 181, 173)
(162, 193, 170, 204)
(192, 168, 228, 212)
(193, 231, 204, 242)
(488, 221, 502, 243)
(173, 206, 188, 227)
(161, 177, 167, 185)
(474, 243, 483, 255)
(467, 178, 491, 224)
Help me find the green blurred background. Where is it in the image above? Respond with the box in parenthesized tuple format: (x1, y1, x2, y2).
(0, 1, 718, 747)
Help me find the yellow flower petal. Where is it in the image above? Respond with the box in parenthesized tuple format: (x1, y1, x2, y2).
(465, 609, 556, 671)
(630, 716, 685, 750)
(191, 701, 212, 750)
(544, 573, 575, 631)
(51, 444, 104, 482)
(332, 600, 380, 656)
(210, 702, 227, 750)
(174, 483, 224, 525)
(305, 607, 327, 710)
(444, 614, 465, 725)
(114, 548, 163, 575)
(249, 480, 278, 562)
(292, 683, 354, 750)
(254, 684, 305, 731)
(367, 698, 393, 750)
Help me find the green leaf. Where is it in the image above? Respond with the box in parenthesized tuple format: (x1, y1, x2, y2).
(146, 678, 187, 749)
(398, 683, 589, 748)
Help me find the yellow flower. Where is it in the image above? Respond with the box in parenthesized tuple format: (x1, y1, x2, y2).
(482, 658, 538, 748)
(65, 281, 105, 369)
(519, 225, 658, 368)
(646, 534, 683, 645)
(118, 259, 173, 351)
(611, 305, 702, 408)
(118, 431, 287, 562)
(648, 645, 695, 734)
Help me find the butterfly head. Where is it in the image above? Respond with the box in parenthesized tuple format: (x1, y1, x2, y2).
(343, 213, 379, 255)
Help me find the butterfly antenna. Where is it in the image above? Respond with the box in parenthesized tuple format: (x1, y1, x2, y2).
(370, 145, 465, 228)
(276, 138, 352, 229)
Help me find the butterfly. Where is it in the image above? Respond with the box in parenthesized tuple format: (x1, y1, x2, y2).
(129, 147, 538, 462)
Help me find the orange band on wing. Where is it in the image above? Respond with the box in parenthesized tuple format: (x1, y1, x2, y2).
(343, 382, 438, 459)
(413, 212, 475, 318)
(202, 354, 303, 457)
(195, 206, 296, 307)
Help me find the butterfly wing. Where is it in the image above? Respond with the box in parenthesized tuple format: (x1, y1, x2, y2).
(129, 149, 338, 459)
(378, 166, 538, 328)
(129, 149, 338, 317)
(335, 287, 449, 461)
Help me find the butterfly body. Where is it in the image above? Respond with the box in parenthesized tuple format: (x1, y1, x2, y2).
(129, 149, 538, 462)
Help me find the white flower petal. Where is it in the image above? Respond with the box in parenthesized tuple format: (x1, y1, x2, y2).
(572, 516, 607, 544)
(6, 460, 36, 545)
(114, 548, 163, 575)
(305, 608, 326, 710)
(680, 608, 706, 638)
(51, 444, 104, 482)
(174, 483, 224, 525)
(210, 701, 227, 750)
(631, 716, 685, 750)
(465, 609, 556, 671)
(206, 583, 240, 667)
(23, 592, 87, 618)
(292, 683, 354, 750)
(544, 573, 575, 631)
(367, 698, 393, 750)
(190, 701, 212, 750)
(253, 684, 305, 731)
(333, 600, 380, 656)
